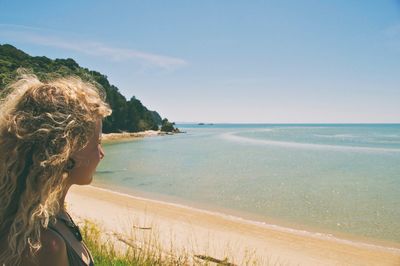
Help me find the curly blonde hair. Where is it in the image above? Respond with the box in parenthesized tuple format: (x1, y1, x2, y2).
(0, 74, 111, 265)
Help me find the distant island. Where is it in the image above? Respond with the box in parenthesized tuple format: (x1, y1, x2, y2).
(0, 44, 178, 133)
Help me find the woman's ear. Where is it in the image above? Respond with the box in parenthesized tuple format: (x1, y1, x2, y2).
(65, 158, 76, 171)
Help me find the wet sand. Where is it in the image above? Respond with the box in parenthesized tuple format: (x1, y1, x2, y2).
(66, 185, 400, 266)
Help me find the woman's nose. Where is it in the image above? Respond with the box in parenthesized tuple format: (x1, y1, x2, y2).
(99, 145, 105, 160)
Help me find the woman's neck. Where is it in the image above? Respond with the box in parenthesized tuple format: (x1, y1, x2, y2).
(59, 183, 72, 212)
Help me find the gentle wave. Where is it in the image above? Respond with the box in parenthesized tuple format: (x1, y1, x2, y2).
(314, 134, 356, 139)
(88, 185, 400, 255)
(377, 134, 400, 139)
(221, 132, 400, 153)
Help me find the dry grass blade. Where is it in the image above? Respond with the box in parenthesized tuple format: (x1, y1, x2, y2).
(194, 254, 238, 266)
(112, 232, 143, 251)
(132, 225, 152, 230)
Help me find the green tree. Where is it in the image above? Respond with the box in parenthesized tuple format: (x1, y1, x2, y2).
(0, 44, 175, 133)
(160, 119, 176, 132)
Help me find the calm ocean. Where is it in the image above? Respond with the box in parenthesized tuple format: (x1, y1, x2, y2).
(95, 124, 400, 245)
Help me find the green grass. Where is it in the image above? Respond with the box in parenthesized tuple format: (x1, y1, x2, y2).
(80, 219, 192, 265)
(79, 219, 272, 266)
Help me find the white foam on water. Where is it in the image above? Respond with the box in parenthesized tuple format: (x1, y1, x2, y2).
(87, 185, 400, 255)
(220, 132, 400, 153)
(376, 134, 400, 139)
(314, 134, 356, 139)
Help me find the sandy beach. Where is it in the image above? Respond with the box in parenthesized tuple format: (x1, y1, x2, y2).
(101, 130, 166, 143)
(66, 185, 400, 266)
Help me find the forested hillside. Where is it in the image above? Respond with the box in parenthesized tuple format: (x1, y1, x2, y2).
(0, 44, 169, 133)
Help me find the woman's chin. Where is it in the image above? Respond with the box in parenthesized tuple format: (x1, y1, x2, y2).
(76, 175, 93, 185)
(86, 175, 94, 185)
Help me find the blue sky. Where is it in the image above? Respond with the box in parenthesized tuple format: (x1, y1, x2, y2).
(1, 0, 399, 123)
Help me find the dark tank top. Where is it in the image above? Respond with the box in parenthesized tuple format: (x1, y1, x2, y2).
(48, 225, 94, 266)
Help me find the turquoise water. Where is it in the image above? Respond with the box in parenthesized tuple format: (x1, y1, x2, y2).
(95, 124, 400, 244)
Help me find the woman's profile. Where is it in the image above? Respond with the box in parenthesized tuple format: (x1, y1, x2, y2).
(0, 73, 111, 265)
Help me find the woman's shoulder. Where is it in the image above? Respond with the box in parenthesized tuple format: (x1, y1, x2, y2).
(21, 228, 69, 266)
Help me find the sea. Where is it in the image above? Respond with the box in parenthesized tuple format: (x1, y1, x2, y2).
(94, 124, 400, 246)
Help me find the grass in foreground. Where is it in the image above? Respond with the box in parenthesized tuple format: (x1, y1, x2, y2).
(80, 219, 192, 265)
(79, 219, 281, 266)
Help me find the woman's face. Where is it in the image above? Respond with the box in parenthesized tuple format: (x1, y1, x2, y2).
(68, 120, 104, 185)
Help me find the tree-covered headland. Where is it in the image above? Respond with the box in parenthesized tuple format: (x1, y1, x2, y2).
(0, 44, 178, 133)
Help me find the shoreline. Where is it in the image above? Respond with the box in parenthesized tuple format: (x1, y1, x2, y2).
(66, 185, 400, 265)
(101, 130, 183, 144)
(101, 130, 166, 143)
(90, 180, 400, 250)
(84, 185, 400, 253)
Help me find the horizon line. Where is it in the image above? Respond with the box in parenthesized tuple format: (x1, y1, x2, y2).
(175, 122, 400, 125)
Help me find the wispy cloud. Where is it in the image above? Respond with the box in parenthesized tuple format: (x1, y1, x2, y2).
(0, 24, 187, 70)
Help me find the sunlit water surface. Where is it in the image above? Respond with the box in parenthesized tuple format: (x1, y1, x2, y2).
(94, 124, 400, 244)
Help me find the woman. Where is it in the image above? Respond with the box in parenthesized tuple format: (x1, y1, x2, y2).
(0, 74, 111, 265)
